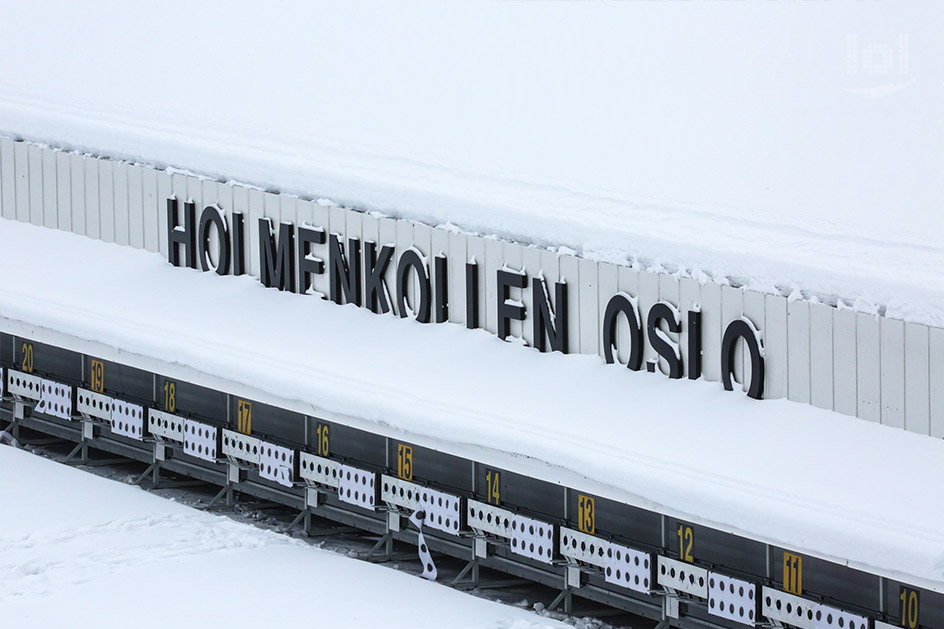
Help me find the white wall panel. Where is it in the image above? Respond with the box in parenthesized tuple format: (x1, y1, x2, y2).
(141, 167, 158, 252)
(786, 300, 810, 403)
(98, 159, 115, 242)
(247, 188, 265, 279)
(904, 322, 930, 435)
(69, 153, 86, 237)
(14, 142, 29, 222)
(503, 242, 525, 342)
(616, 265, 640, 367)
(832, 308, 857, 415)
(396, 219, 416, 315)
(446, 231, 467, 325)
(113, 162, 129, 245)
(700, 282, 722, 383)
(298, 199, 327, 298)
(55, 152, 71, 232)
(484, 238, 504, 335)
(521, 247, 543, 348)
(880, 317, 905, 428)
(379, 217, 399, 316)
(215, 181, 235, 272)
(431, 225, 450, 323)
(678, 278, 700, 378)
(264, 190, 280, 225)
(360, 212, 380, 303)
(810, 303, 834, 410)
(578, 258, 599, 356)
(41, 150, 57, 228)
(155, 171, 172, 259)
(559, 254, 581, 353)
(743, 290, 765, 393)
(764, 294, 788, 399)
(638, 271, 660, 372)
(127, 165, 144, 248)
(930, 327, 944, 438)
(280, 194, 297, 229)
(85, 157, 101, 239)
(597, 262, 619, 361)
(0, 138, 15, 219)
(855, 313, 881, 422)
(721, 286, 744, 387)
(27, 144, 43, 226)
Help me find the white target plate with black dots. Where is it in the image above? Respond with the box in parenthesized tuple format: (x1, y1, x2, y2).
(36, 378, 73, 421)
(657, 556, 709, 599)
(258, 440, 294, 487)
(147, 409, 185, 443)
(298, 452, 341, 488)
(761, 587, 870, 629)
(222, 429, 261, 465)
(338, 464, 377, 510)
(604, 542, 652, 595)
(466, 500, 516, 539)
(708, 571, 757, 626)
(76, 387, 115, 422)
(7, 369, 44, 403)
(510, 514, 555, 565)
(559, 527, 608, 568)
(182, 419, 219, 463)
(110, 399, 145, 441)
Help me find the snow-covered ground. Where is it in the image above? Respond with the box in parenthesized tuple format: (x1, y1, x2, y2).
(0, 2, 942, 324)
(1, 220, 943, 594)
(0, 444, 569, 628)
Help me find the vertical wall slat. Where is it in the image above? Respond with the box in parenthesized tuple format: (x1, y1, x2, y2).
(597, 262, 619, 361)
(721, 286, 745, 386)
(521, 246, 543, 348)
(141, 167, 158, 252)
(41, 150, 57, 228)
(484, 239, 504, 336)
(0, 138, 15, 220)
(156, 171, 172, 259)
(903, 322, 929, 434)
(14, 142, 30, 222)
(880, 317, 905, 428)
(247, 188, 265, 279)
(700, 282, 722, 383)
(832, 308, 857, 416)
(810, 302, 834, 410)
(85, 157, 101, 239)
(69, 153, 86, 237)
(27, 144, 43, 226)
(743, 291, 766, 393)
(503, 242, 525, 342)
(578, 258, 598, 356)
(787, 299, 811, 403)
(128, 165, 144, 248)
(446, 231, 467, 326)
(396, 219, 417, 314)
(638, 271, 661, 371)
(853, 312, 880, 421)
(657, 273, 682, 375)
(930, 327, 944, 438)
(616, 266, 640, 367)
(559, 255, 581, 353)
(98, 160, 115, 242)
(678, 278, 701, 379)
(430, 226, 451, 324)
(55, 152, 71, 232)
(113, 162, 129, 245)
(379, 217, 400, 316)
(764, 294, 788, 399)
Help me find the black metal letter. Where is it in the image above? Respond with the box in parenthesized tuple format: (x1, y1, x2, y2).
(466, 262, 479, 330)
(687, 310, 702, 380)
(647, 302, 683, 379)
(532, 277, 568, 353)
(329, 234, 362, 306)
(396, 249, 431, 323)
(258, 217, 296, 292)
(364, 241, 394, 313)
(721, 318, 765, 399)
(167, 198, 196, 268)
(434, 255, 448, 323)
(497, 269, 527, 341)
(298, 226, 326, 296)
(231, 211, 246, 276)
(198, 206, 230, 275)
(601, 294, 643, 370)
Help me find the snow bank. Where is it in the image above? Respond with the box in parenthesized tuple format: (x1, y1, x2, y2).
(0, 2, 942, 324)
(1, 220, 943, 593)
(0, 445, 564, 628)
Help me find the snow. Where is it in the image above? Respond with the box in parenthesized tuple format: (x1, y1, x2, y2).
(0, 445, 565, 628)
(0, 2, 942, 325)
(2, 220, 944, 594)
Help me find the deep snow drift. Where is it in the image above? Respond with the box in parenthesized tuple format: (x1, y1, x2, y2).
(1, 220, 943, 593)
(0, 445, 567, 628)
(0, 2, 942, 324)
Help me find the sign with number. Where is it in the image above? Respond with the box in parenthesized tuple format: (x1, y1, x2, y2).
(20, 342, 33, 373)
(90, 359, 104, 393)
(237, 399, 252, 434)
(485, 470, 500, 505)
(163, 380, 176, 412)
(316, 423, 329, 456)
(577, 494, 595, 534)
(677, 524, 694, 562)
(783, 552, 802, 595)
(397, 443, 413, 481)
(900, 586, 919, 629)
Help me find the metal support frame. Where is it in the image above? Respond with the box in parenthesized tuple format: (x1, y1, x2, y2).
(62, 418, 121, 466)
(133, 441, 167, 486)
